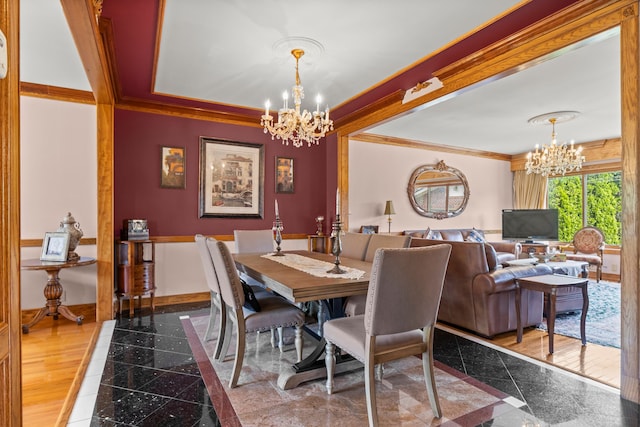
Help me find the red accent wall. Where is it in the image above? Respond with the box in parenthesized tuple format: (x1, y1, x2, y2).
(114, 109, 331, 237)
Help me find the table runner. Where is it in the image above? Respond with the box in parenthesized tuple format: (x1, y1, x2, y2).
(261, 253, 365, 279)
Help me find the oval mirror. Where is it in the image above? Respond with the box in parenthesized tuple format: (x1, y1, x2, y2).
(407, 160, 469, 219)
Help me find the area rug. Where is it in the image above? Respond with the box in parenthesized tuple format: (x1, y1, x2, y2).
(537, 280, 620, 348)
(183, 315, 535, 427)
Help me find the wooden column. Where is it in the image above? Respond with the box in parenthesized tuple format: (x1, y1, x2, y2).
(620, 2, 640, 404)
(0, 0, 22, 424)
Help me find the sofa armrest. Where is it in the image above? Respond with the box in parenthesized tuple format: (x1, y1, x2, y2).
(489, 241, 522, 258)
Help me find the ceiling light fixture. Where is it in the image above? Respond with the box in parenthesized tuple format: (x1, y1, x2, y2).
(261, 49, 333, 148)
(525, 111, 585, 177)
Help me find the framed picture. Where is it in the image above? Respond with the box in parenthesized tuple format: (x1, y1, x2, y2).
(199, 137, 264, 218)
(360, 225, 379, 234)
(161, 146, 186, 189)
(40, 232, 70, 262)
(275, 157, 294, 193)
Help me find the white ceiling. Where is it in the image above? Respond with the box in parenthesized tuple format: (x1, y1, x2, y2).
(18, 0, 621, 156)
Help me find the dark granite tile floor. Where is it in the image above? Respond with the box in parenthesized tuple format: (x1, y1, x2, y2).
(89, 303, 637, 426)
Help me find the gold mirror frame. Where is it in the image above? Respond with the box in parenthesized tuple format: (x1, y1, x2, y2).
(407, 160, 469, 219)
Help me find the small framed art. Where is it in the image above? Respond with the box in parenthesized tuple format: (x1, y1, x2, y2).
(161, 146, 185, 189)
(360, 225, 379, 234)
(40, 232, 70, 262)
(275, 157, 294, 193)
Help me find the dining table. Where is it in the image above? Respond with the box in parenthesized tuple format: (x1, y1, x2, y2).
(233, 249, 372, 390)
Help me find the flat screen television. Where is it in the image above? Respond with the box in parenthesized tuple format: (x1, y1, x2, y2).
(502, 209, 559, 242)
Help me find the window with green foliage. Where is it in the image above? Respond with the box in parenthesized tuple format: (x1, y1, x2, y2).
(547, 171, 621, 245)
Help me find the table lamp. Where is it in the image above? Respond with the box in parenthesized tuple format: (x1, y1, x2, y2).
(383, 200, 395, 233)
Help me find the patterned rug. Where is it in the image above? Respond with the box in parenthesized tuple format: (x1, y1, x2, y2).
(538, 280, 620, 348)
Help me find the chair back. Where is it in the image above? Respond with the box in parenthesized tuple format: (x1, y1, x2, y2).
(365, 245, 451, 337)
(195, 234, 221, 294)
(234, 229, 274, 253)
(341, 232, 372, 260)
(364, 234, 411, 262)
(572, 226, 604, 254)
(207, 238, 244, 311)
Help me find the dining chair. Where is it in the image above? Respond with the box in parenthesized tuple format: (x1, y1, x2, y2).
(565, 226, 605, 282)
(208, 238, 306, 388)
(194, 234, 227, 359)
(343, 234, 412, 317)
(324, 244, 452, 425)
(340, 232, 372, 260)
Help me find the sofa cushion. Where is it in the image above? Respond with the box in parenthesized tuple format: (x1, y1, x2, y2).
(439, 230, 464, 241)
(484, 243, 499, 271)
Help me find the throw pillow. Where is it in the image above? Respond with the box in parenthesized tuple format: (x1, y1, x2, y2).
(240, 279, 261, 312)
(466, 228, 486, 243)
(423, 227, 431, 239)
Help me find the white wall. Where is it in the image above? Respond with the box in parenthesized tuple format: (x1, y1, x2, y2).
(348, 140, 514, 234)
(20, 97, 98, 309)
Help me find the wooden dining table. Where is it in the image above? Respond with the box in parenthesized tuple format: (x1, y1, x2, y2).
(233, 250, 372, 389)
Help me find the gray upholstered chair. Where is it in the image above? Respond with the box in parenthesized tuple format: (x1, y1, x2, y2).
(234, 229, 274, 254)
(565, 226, 605, 282)
(194, 234, 227, 359)
(340, 232, 372, 260)
(324, 244, 452, 425)
(343, 234, 412, 317)
(208, 238, 306, 388)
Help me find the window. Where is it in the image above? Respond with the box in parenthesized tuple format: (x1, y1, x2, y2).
(547, 171, 621, 245)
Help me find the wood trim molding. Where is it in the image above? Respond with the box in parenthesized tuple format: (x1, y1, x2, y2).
(20, 82, 95, 104)
(351, 133, 512, 162)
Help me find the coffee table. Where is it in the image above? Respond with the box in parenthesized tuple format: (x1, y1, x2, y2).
(515, 274, 589, 354)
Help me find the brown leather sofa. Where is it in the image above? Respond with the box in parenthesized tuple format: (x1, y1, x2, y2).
(404, 228, 521, 266)
(410, 238, 552, 338)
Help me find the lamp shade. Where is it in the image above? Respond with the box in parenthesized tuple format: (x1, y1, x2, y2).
(383, 200, 395, 215)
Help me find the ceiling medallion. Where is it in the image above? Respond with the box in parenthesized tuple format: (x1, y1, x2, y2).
(525, 111, 585, 177)
(261, 49, 333, 148)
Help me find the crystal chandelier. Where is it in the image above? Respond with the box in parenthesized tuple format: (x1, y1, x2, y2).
(261, 49, 333, 148)
(525, 115, 585, 177)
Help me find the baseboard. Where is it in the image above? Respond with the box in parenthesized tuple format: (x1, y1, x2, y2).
(21, 291, 210, 324)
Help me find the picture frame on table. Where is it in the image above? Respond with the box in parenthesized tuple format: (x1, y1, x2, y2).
(199, 137, 264, 218)
(360, 225, 379, 234)
(161, 146, 186, 189)
(275, 156, 294, 193)
(40, 232, 70, 262)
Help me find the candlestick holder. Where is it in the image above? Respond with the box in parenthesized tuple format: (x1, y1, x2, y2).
(315, 215, 325, 236)
(272, 216, 284, 256)
(327, 214, 346, 274)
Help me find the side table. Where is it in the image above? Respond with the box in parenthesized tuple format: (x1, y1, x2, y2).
(515, 274, 589, 353)
(21, 257, 96, 333)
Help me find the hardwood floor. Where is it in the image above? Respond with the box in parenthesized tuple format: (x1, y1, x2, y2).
(21, 313, 620, 426)
(21, 317, 99, 427)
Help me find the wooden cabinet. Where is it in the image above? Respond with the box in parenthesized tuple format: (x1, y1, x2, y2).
(520, 242, 548, 257)
(308, 235, 329, 253)
(116, 240, 155, 317)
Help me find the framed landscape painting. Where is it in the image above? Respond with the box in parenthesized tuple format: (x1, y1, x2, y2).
(199, 137, 264, 218)
(275, 156, 294, 193)
(161, 146, 185, 189)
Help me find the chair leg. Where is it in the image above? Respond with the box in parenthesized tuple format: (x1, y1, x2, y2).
(277, 326, 284, 352)
(229, 314, 246, 388)
(270, 328, 276, 348)
(364, 356, 379, 427)
(204, 291, 218, 342)
(215, 306, 232, 362)
(325, 340, 335, 394)
(376, 364, 384, 380)
(422, 326, 442, 418)
(294, 325, 303, 362)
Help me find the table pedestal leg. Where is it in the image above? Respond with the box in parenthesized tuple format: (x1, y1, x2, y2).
(22, 268, 84, 334)
(580, 284, 589, 346)
(548, 290, 557, 354)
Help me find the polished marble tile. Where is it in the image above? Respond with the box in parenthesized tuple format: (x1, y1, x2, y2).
(83, 303, 639, 427)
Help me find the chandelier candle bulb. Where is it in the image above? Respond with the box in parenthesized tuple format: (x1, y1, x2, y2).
(275, 199, 279, 217)
(265, 100, 270, 116)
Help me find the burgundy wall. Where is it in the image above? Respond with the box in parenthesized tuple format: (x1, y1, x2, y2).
(114, 109, 331, 237)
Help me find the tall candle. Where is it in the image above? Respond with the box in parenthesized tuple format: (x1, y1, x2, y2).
(275, 199, 279, 217)
(336, 189, 340, 215)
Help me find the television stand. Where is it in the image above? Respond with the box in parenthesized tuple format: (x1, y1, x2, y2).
(520, 242, 548, 258)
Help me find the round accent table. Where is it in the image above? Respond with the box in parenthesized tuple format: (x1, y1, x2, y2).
(21, 256, 96, 333)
